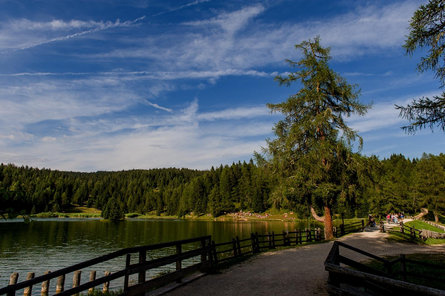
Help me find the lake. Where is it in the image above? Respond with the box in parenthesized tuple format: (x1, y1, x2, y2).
(0, 218, 313, 291)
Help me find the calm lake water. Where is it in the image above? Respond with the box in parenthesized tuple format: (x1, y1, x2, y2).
(0, 218, 312, 292)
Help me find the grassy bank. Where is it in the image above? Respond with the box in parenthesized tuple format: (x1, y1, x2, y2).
(389, 220, 445, 245)
(22, 206, 363, 226)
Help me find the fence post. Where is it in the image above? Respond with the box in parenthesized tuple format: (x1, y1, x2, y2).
(56, 274, 65, 294)
(176, 243, 182, 282)
(124, 254, 131, 292)
(236, 236, 241, 256)
(102, 271, 110, 293)
(327, 243, 341, 287)
(232, 238, 238, 257)
(340, 224, 345, 236)
(271, 232, 275, 249)
(255, 232, 260, 252)
(400, 254, 407, 281)
(361, 220, 365, 231)
(200, 238, 207, 263)
(282, 231, 287, 246)
(138, 249, 146, 284)
(23, 272, 35, 296)
(41, 271, 51, 296)
(211, 241, 218, 266)
(400, 222, 404, 234)
(88, 271, 96, 294)
(72, 271, 81, 296)
(8, 272, 19, 296)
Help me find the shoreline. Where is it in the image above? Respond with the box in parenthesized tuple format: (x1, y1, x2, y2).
(12, 211, 359, 226)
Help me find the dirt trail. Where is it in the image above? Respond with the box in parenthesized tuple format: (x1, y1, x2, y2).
(165, 228, 445, 296)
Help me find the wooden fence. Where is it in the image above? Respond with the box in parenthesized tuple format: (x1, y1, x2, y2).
(336, 220, 365, 237)
(212, 228, 324, 264)
(1, 220, 364, 296)
(324, 241, 445, 295)
(0, 236, 212, 296)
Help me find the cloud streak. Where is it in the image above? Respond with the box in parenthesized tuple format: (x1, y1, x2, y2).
(0, 16, 145, 51)
(90, 1, 418, 73)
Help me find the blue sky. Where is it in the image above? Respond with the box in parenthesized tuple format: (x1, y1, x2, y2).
(0, 0, 443, 172)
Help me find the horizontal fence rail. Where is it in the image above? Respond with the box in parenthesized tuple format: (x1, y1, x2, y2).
(0, 236, 212, 296)
(2, 220, 364, 296)
(325, 241, 445, 295)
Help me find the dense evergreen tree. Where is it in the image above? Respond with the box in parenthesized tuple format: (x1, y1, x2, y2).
(414, 154, 445, 222)
(266, 37, 369, 239)
(102, 197, 125, 220)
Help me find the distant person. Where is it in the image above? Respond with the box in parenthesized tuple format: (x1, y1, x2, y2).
(368, 214, 376, 227)
(386, 213, 391, 224)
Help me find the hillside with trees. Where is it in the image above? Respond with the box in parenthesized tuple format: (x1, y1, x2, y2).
(1, 153, 444, 221)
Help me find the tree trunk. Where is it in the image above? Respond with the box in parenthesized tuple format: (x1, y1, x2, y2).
(324, 205, 334, 240)
(434, 211, 439, 223)
(310, 207, 325, 223)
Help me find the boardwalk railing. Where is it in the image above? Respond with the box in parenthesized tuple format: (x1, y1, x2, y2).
(324, 241, 445, 295)
(0, 236, 212, 296)
(1, 220, 364, 296)
(386, 222, 423, 241)
(336, 220, 365, 237)
(212, 228, 324, 264)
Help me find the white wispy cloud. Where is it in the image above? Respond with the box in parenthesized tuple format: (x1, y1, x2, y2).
(184, 4, 265, 35)
(0, 16, 145, 51)
(0, 97, 272, 171)
(347, 90, 442, 133)
(91, 1, 419, 73)
(198, 106, 269, 121)
(152, 0, 210, 17)
(0, 69, 277, 80)
(144, 100, 173, 112)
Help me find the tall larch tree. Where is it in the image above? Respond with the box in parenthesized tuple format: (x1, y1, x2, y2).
(267, 37, 369, 239)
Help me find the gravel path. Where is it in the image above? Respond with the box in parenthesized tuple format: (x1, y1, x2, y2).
(165, 228, 445, 296)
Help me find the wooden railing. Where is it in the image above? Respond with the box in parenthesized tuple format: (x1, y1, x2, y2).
(212, 228, 324, 264)
(1, 220, 365, 296)
(335, 220, 365, 237)
(386, 221, 424, 241)
(0, 236, 212, 296)
(325, 241, 445, 295)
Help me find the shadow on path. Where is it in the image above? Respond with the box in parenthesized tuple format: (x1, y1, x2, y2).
(164, 228, 445, 296)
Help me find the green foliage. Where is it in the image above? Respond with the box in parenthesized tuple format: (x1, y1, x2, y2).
(265, 37, 369, 236)
(397, 0, 445, 132)
(101, 197, 125, 220)
(0, 161, 273, 219)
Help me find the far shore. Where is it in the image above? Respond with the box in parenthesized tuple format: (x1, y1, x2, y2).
(14, 207, 362, 225)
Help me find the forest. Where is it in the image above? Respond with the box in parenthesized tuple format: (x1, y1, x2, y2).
(1, 153, 444, 221)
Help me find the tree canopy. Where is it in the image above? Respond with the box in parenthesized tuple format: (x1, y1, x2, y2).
(397, 0, 445, 133)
